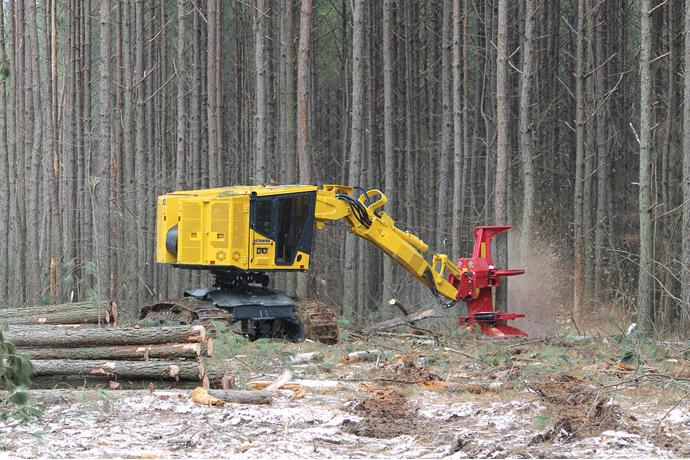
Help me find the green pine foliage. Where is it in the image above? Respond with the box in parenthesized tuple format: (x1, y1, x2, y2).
(0, 329, 34, 406)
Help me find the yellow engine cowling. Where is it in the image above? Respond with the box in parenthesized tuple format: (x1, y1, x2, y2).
(156, 185, 318, 272)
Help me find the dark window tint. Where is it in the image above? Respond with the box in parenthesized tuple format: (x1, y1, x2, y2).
(254, 199, 273, 237)
(275, 195, 310, 265)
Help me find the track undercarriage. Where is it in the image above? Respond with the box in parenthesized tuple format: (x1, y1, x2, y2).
(140, 271, 339, 344)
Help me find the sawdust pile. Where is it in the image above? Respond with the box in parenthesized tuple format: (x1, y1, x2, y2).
(342, 387, 417, 438)
(527, 374, 636, 443)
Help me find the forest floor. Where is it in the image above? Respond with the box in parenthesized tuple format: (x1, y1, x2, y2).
(1, 326, 689, 459)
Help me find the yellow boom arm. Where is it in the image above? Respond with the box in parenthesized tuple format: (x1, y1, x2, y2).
(314, 185, 462, 305)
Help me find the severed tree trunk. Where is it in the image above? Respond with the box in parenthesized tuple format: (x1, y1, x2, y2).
(683, 0, 690, 331)
(0, 389, 272, 406)
(0, 301, 116, 322)
(0, 309, 111, 325)
(6, 325, 205, 348)
(519, 0, 535, 260)
(17, 343, 203, 360)
(360, 309, 435, 335)
(637, 0, 654, 337)
(494, 0, 509, 311)
(30, 359, 202, 381)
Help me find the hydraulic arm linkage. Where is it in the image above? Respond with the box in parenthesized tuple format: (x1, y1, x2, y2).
(315, 185, 527, 337)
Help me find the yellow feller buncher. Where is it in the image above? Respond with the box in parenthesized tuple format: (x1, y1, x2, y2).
(142, 184, 526, 342)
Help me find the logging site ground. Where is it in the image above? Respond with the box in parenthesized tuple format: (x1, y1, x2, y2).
(1, 321, 690, 459)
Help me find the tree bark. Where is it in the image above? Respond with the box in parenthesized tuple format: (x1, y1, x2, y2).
(30, 359, 202, 381)
(437, 0, 453, 251)
(519, 0, 535, 259)
(5, 325, 206, 348)
(0, 308, 111, 325)
(637, 0, 654, 337)
(17, 343, 203, 360)
(593, 0, 610, 301)
(495, 0, 509, 311)
(382, 0, 396, 309)
(297, 0, 312, 184)
(573, 0, 586, 321)
(254, 0, 268, 184)
(342, 0, 365, 319)
(96, 0, 112, 300)
(683, 0, 690, 330)
(451, 0, 464, 258)
(0, 301, 116, 322)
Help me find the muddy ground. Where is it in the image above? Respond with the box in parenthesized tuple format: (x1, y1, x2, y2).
(1, 329, 689, 458)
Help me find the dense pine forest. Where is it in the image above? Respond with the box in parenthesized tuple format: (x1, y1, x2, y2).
(0, 0, 688, 337)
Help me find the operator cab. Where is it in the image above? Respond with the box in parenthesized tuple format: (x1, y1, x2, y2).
(249, 191, 316, 269)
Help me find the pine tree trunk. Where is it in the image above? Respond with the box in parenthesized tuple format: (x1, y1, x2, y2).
(296, 0, 313, 298)
(495, 0, 509, 311)
(382, 0, 395, 311)
(573, 0, 586, 321)
(681, 0, 690, 332)
(637, 0, 654, 337)
(593, 0, 609, 301)
(96, 0, 112, 300)
(0, 0, 7, 303)
(451, 0, 464, 258)
(342, 0, 365, 319)
(519, 0, 535, 260)
(254, 0, 268, 184)
(437, 0, 453, 252)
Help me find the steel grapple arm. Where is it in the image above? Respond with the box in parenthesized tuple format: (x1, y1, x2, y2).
(314, 185, 527, 337)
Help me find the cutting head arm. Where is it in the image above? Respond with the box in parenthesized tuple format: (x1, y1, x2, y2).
(313, 185, 527, 336)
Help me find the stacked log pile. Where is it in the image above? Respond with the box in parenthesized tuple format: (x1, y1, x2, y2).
(1, 302, 225, 388)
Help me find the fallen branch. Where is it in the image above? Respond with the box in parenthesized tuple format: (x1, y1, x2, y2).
(360, 309, 436, 336)
(264, 369, 293, 392)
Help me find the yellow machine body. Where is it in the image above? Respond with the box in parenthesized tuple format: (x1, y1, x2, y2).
(157, 185, 316, 272)
(157, 184, 463, 304)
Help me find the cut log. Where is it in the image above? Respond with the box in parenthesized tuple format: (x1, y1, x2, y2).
(0, 389, 272, 405)
(0, 301, 116, 324)
(30, 359, 203, 380)
(289, 352, 321, 364)
(388, 298, 411, 316)
(248, 378, 341, 391)
(4, 325, 205, 348)
(344, 349, 382, 363)
(360, 309, 436, 335)
(201, 359, 235, 389)
(16, 343, 202, 360)
(201, 338, 213, 358)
